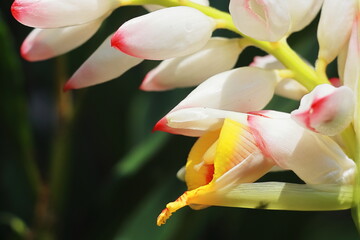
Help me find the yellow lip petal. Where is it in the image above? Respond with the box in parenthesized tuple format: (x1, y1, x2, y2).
(185, 130, 220, 191)
(157, 185, 212, 226)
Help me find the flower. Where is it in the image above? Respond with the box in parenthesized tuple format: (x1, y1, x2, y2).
(291, 84, 355, 136)
(229, 0, 324, 41)
(64, 35, 144, 90)
(156, 109, 355, 225)
(11, 0, 116, 28)
(12, 0, 360, 231)
(250, 55, 308, 100)
(111, 6, 217, 60)
(317, 0, 358, 64)
(162, 67, 279, 114)
(20, 17, 105, 62)
(140, 37, 245, 91)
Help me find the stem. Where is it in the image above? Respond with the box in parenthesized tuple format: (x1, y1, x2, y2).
(43, 56, 74, 238)
(50, 56, 74, 210)
(119, 0, 329, 90)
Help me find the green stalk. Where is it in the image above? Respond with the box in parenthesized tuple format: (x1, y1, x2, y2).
(50, 56, 74, 211)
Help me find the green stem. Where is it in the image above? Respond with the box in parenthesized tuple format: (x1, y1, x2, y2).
(120, 0, 329, 90)
(50, 56, 74, 210)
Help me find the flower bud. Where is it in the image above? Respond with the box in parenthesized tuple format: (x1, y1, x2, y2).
(111, 6, 216, 60)
(64, 35, 143, 90)
(11, 0, 115, 28)
(317, 0, 357, 63)
(168, 67, 278, 115)
(140, 37, 243, 91)
(229, 0, 323, 42)
(21, 18, 103, 61)
(291, 84, 355, 136)
(250, 55, 308, 100)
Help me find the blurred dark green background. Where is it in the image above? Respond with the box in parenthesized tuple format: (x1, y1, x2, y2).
(0, 0, 359, 239)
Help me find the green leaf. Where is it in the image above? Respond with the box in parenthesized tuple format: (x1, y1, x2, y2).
(113, 132, 170, 178)
(113, 179, 186, 240)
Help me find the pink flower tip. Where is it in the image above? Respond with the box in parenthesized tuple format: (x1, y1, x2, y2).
(139, 71, 167, 91)
(110, 31, 124, 52)
(11, 1, 23, 21)
(329, 77, 341, 87)
(20, 43, 32, 61)
(63, 81, 75, 92)
(152, 117, 170, 133)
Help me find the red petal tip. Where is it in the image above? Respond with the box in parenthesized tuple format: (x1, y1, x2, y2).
(152, 117, 168, 133)
(110, 32, 122, 50)
(329, 77, 341, 87)
(11, 1, 22, 21)
(63, 81, 75, 92)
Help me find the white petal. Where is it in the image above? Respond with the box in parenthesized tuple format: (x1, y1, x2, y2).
(288, 0, 324, 32)
(343, 20, 360, 92)
(250, 55, 308, 100)
(11, 0, 115, 28)
(140, 37, 242, 91)
(21, 19, 103, 61)
(64, 35, 143, 90)
(342, 19, 360, 134)
(275, 79, 308, 101)
(111, 6, 216, 60)
(170, 67, 278, 113)
(248, 110, 356, 184)
(229, 0, 291, 42)
(317, 0, 357, 63)
(337, 42, 348, 82)
(154, 108, 248, 137)
(291, 84, 355, 136)
(250, 55, 283, 69)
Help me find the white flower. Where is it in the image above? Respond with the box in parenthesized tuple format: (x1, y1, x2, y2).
(229, 0, 323, 41)
(140, 37, 243, 91)
(111, 6, 216, 60)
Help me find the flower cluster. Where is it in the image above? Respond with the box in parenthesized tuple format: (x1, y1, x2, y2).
(12, 0, 360, 228)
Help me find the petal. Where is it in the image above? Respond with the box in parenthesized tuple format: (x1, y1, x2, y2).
(337, 42, 348, 83)
(111, 6, 216, 60)
(187, 182, 352, 211)
(11, 0, 115, 28)
(64, 35, 143, 90)
(211, 119, 273, 186)
(343, 18, 360, 92)
(275, 79, 308, 101)
(157, 118, 273, 226)
(140, 37, 243, 91)
(229, 0, 291, 42)
(291, 84, 355, 136)
(317, 0, 357, 63)
(288, 0, 324, 32)
(339, 19, 360, 133)
(250, 55, 308, 100)
(153, 107, 248, 137)
(248, 110, 356, 184)
(21, 19, 103, 62)
(185, 130, 220, 191)
(169, 67, 278, 113)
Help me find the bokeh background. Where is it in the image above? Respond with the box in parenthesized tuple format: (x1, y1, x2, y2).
(0, 0, 359, 239)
